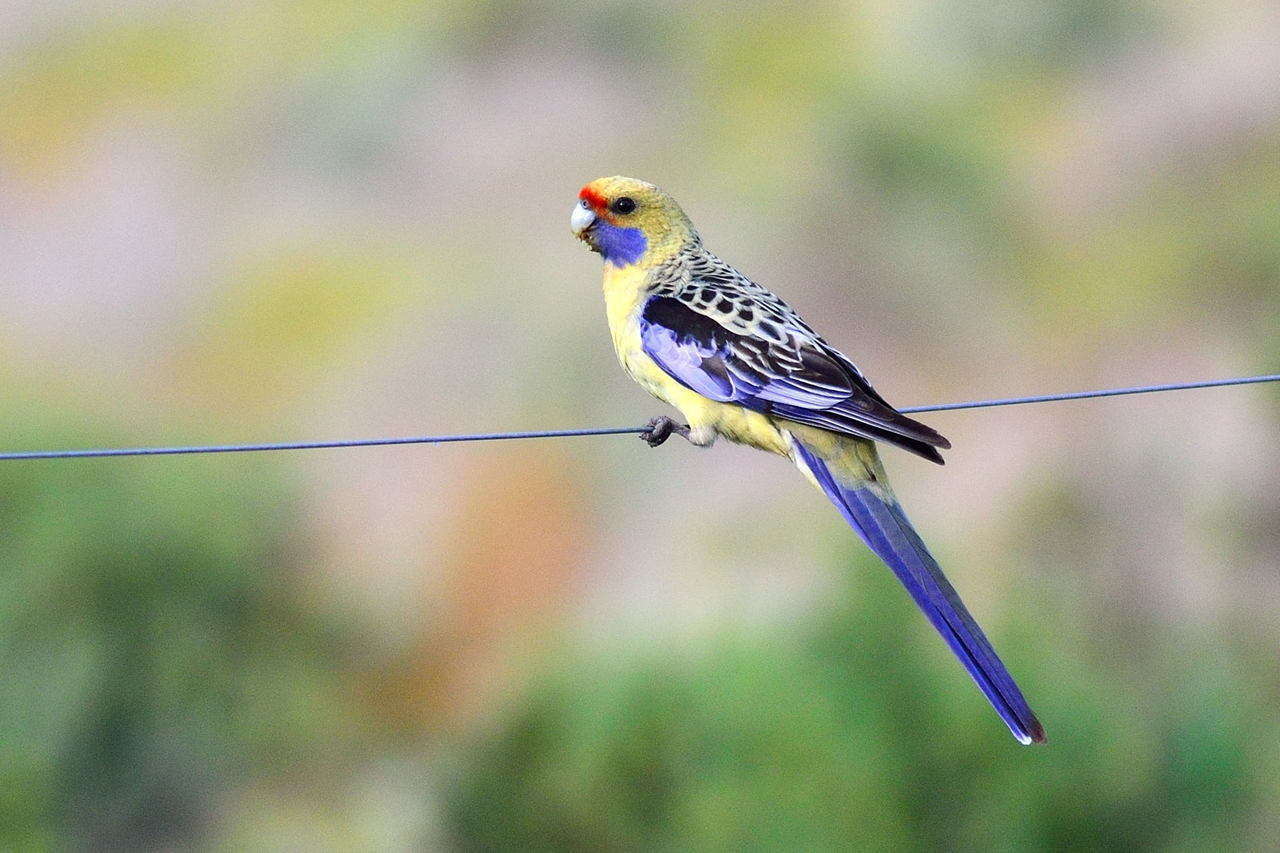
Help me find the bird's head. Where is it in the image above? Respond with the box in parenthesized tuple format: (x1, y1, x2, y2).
(571, 176, 696, 267)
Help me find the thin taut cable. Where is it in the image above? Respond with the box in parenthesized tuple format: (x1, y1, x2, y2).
(896, 373, 1280, 413)
(1, 373, 1275, 461)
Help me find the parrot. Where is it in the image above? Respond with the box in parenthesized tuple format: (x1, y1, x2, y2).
(571, 175, 1044, 744)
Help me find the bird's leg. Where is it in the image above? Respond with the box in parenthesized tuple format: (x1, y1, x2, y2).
(639, 415, 692, 447)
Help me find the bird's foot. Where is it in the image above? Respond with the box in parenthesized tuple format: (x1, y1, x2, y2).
(639, 416, 691, 447)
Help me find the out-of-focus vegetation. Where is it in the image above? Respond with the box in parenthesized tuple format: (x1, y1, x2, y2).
(0, 417, 373, 848)
(0, 1, 1277, 848)
(450, 554, 1275, 849)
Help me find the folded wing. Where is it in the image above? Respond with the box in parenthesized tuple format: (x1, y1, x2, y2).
(639, 294, 950, 463)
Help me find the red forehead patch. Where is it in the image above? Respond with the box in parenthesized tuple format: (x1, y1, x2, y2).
(578, 185, 608, 212)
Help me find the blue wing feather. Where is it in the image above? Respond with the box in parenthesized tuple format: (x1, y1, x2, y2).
(639, 320, 735, 401)
(638, 294, 949, 463)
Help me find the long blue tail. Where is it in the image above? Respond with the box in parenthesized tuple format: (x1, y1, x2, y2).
(794, 442, 1044, 745)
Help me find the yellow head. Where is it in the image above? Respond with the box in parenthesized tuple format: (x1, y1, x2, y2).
(570, 176, 697, 266)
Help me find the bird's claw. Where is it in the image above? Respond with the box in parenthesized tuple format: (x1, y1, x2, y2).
(639, 416, 689, 447)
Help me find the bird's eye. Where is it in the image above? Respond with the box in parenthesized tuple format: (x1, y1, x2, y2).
(610, 196, 636, 215)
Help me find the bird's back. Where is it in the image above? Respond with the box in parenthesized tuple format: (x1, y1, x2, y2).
(627, 244, 950, 462)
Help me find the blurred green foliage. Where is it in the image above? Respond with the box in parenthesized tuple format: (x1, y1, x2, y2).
(446, 546, 1277, 850)
(0, 418, 368, 848)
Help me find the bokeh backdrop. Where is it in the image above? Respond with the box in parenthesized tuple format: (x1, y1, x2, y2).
(2, 0, 1278, 848)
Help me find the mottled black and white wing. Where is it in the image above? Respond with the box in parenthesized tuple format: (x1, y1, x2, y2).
(639, 253, 950, 463)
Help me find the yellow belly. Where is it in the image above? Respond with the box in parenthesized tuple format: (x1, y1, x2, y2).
(601, 262, 790, 456)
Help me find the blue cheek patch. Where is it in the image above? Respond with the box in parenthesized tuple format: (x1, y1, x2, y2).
(595, 223, 647, 267)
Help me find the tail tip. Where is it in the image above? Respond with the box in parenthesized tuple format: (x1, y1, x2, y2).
(1014, 717, 1047, 746)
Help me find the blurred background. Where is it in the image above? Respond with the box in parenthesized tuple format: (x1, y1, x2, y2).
(1, 0, 1278, 847)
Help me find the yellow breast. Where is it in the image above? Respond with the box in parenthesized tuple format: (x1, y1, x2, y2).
(601, 262, 650, 364)
(600, 262, 789, 456)
(601, 262, 677, 401)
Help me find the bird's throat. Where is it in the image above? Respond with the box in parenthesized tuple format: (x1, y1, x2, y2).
(593, 222, 647, 267)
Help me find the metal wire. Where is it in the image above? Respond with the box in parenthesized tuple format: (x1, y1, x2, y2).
(896, 373, 1280, 413)
(1, 373, 1275, 461)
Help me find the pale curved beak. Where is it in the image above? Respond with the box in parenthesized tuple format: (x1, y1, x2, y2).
(570, 199, 596, 236)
